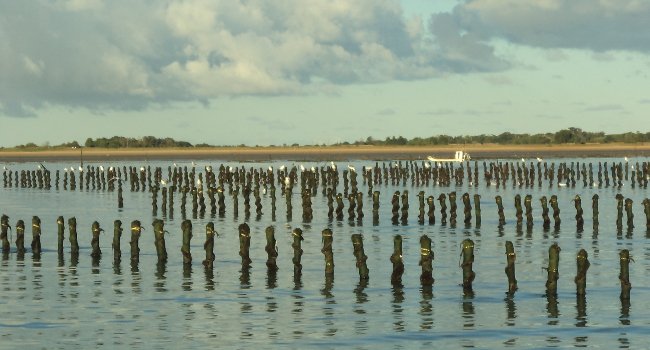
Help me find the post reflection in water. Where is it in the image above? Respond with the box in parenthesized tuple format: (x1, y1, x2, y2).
(618, 298, 631, 350)
(291, 279, 305, 340)
(182, 263, 193, 292)
(504, 295, 516, 327)
(574, 295, 588, 347)
(203, 265, 215, 291)
(419, 285, 433, 330)
(266, 269, 279, 340)
(239, 266, 253, 341)
(321, 274, 337, 337)
(391, 286, 405, 332)
(546, 294, 561, 347)
(155, 262, 168, 293)
(353, 279, 369, 336)
(460, 291, 476, 349)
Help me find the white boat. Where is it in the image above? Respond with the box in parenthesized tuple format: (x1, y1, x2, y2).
(427, 151, 471, 163)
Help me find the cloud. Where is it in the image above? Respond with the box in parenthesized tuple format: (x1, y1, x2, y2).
(0, 0, 458, 117)
(438, 0, 650, 52)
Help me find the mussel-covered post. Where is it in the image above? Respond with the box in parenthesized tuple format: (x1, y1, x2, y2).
(473, 194, 481, 226)
(462, 193, 472, 226)
(56, 216, 65, 256)
(291, 228, 303, 277)
(130, 220, 142, 263)
(112, 220, 122, 260)
(351, 233, 369, 280)
(238, 223, 251, 268)
(545, 243, 561, 296)
(16, 220, 25, 255)
(68, 217, 79, 255)
(460, 238, 475, 293)
(575, 249, 589, 296)
(1, 214, 10, 253)
(203, 222, 216, 268)
(625, 198, 634, 229)
(265, 226, 278, 272)
(574, 195, 584, 231)
(181, 219, 192, 264)
(321, 228, 334, 276)
(619, 249, 632, 300)
(390, 235, 404, 285)
(90, 221, 102, 258)
(592, 194, 599, 229)
(495, 195, 505, 226)
(31, 216, 42, 257)
(550, 195, 561, 229)
(153, 219, 168, 263)
(505, 241, 517, 294)
(419, 235, 434, 286)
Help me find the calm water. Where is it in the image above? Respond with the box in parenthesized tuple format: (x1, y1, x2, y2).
(1, 158, 649, 349)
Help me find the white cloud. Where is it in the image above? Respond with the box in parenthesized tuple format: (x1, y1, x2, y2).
(1, 0, 457, 116)
(443, 0, 650, 52)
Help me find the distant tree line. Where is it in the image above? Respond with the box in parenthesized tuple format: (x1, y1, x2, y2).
(5, 128, 650, 150)
(83, 136, 192, 148)
(347, 128, 650, 146)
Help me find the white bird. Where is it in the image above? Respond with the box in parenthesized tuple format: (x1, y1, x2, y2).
(191, 161, 196, 167)
(284, 176, 291, 187)
(78, 166, 83, 172)
(279, 165, 286, 171)
(140, 166, 145, 172)
(347, 164, 355, 172)
(300, 164, 305, 172)
(206, 166, 212, 172)
(311, 166, 316, 172)
(229, 166, 234, 172)
(424, 162, 431, 169)
(99, 165, 104, 172)
(624, 157, 629, 162)
(109, 166, 114, 172)
(268, 166, 273, 172)
(536, 157, 543, 162)
(173, 163, 177, 168)
(330, 161, 337, 171)
(196, 178, 202, 186)
(160, 179, 167, 186)
(521, 158, 525, 163)
(427, 156, 436, 162)
(64, 168, 68, 172)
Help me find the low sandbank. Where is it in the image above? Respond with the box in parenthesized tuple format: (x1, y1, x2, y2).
(1, 144, 649, 162)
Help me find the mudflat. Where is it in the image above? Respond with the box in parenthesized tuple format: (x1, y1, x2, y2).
(1, 144, 649, 162)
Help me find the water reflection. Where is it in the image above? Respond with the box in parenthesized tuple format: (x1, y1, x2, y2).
(504, 296, 516, 327)
(155, 262, 168, 292)
(462, 291, 475, 329)
(353, 279, 369, 335)
(391, 286, 405, 332)
(321, 274, 337, 337)
(419, 285, 433, 330)
(291, 280, 305, 339)
(203, 265, 215, 291)
(182, 263, 193, 291)
(574, 295, 588, 347)
(546, 294, 561, 346)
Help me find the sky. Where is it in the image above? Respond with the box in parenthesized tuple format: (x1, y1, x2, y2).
(1, 0, 649, 147)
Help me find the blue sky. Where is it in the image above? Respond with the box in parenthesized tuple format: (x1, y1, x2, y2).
(1, 0, 649, 147)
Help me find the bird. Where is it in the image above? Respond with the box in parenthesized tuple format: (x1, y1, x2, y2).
(196, 179, 202, 186)
(300, 164, 305, 172)
(140, 166, 145, 172)
(268, 166, 273, 172)
(78, 166, 83, 172)
(521, 158, 525, 163)
(330, 161, 337, 171)
(284, 176, 291, 187)
(279, 165, 286, 171)
(536, 157, 543, 162)
(624, 156, 629, 162)
(347, 164, 355, 172)
(424, 162, 431, 169)
(99, 165, 104, 172)
(311, 166, 316, 172)
(427, 156, 436, 162)
(64, 168, 68, 172)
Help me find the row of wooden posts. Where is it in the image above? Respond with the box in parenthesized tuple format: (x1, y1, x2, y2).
(0, 214, 632, 299)
(4, 159, 650, 192)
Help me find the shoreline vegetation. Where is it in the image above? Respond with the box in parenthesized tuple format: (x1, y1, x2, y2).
(2, 128, 650, 161)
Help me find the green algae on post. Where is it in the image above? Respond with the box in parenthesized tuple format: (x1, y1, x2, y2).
(390, 234, 404, 286)
(1, 214, 10, 254)
(90, 221, 103, 258)
(321, 228, 334, 276)
(153, 219, 168, 263)
(545, 243, 561, 296)
(619, 249, 632, 300)
(505, 241, 517, 295)
(265, 226, 279, 272)
(419, 234, 434, 286)
(575, 249, 590, 296)
(181, 219, 193, 264)
(351, 233, 369, 280)
(460, 238, 475, 293)
(68, 217, 79, 255)
(203, 222, 216, 268)
(238, 223, 251, 268)
(30, 216, 42, 257)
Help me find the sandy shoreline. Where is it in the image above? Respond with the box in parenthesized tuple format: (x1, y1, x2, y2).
(1, 144, 650, 162)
